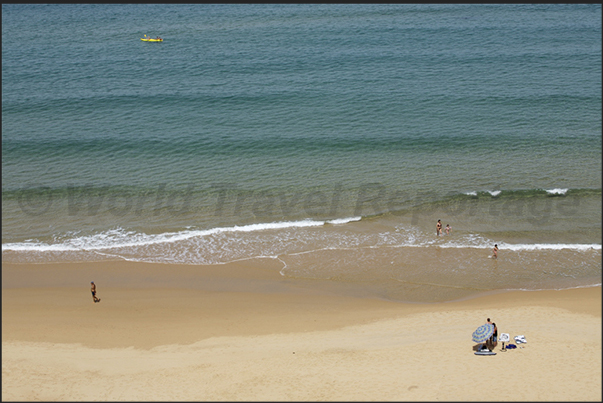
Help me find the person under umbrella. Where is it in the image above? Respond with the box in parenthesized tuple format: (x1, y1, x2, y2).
(472, 322, 495, 351)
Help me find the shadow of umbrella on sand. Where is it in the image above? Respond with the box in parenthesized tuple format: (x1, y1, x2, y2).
(472, 323, 494, 349)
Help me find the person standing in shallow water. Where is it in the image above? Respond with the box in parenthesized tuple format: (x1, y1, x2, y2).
(492, 244, 498, 259)
(436, 219, 442, 236)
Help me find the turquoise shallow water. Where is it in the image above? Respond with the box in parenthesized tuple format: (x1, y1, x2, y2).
(2, 4, 601, 302)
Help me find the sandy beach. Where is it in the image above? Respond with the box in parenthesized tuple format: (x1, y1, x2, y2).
(2, 260, 601, 401)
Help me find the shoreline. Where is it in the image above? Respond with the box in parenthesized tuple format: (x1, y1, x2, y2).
(2, 260, 601, 401)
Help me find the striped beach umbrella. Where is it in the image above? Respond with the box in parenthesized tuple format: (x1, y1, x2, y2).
(472, 323, 494, 343)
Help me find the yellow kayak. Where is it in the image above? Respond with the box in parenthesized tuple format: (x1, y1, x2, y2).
(141, 37, 163, 42)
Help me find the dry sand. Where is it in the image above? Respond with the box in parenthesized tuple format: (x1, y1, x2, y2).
(2, 261, 601, 401)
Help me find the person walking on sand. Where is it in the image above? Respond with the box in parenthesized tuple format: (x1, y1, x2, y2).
(91, 281, 100, 303)
(436, 219, 442, 236)
(445, 224, 451, 235)
(491, 244, 498, 259)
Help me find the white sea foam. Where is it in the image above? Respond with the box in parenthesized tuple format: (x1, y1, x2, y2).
(326, 216, 361, 225)
(437, 239, 601, 251)
(1, 219, 327, 252)
(494, 243, 601, 251)
(488, 190, 501, 196)
(546, 188, 569, 195)
(4, 224, 600, 256)
(464, 191, 478, 196)
(224, 219, 325, 232)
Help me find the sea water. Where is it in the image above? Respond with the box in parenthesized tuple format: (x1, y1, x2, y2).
(3, 4, 601, 302)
